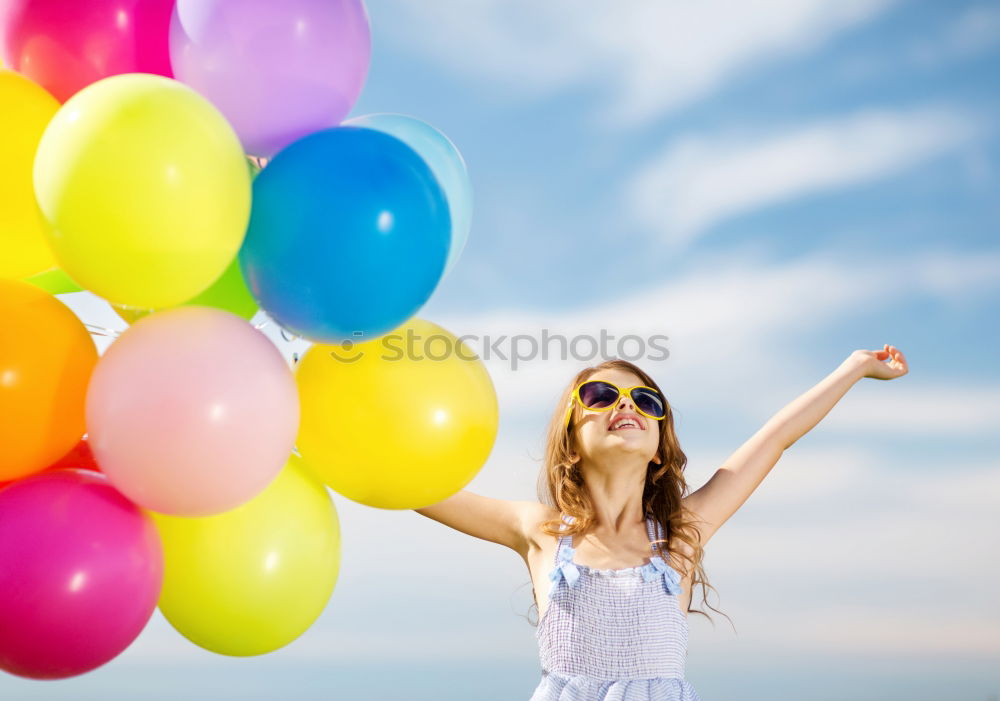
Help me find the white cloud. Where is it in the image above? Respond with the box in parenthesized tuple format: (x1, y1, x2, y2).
(820, 383, 1000, 435)
(375, 0, 898, 125)
(625, 104, 983, 248)
(114, 609, 529, 665)
(585, 0, 899, 127)
(714, 605, 1000, 658)
(904, 245, 1000, 298)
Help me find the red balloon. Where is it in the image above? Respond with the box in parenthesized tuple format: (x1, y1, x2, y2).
(0, 438, 101, 491)
(46, 437, 100, 473)
(0, 0, 175, 102)
(0, 469, 163, 679)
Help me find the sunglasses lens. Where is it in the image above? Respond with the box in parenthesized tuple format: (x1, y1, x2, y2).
(632, 388, 666, 418)
(578, 381, 619, 409)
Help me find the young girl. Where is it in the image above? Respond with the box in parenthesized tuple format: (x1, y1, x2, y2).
(416, 344, 908, 700)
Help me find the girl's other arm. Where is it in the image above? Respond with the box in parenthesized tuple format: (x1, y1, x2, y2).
(414, 490, 536, 559)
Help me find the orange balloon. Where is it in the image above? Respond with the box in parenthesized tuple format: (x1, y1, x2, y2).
(0, 279, 98, 481)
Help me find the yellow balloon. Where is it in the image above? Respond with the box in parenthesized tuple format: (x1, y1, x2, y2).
(32, 73, 251, 308)
(296, 317, 499, 509)
(150, 454, 340, 656)
(0, 70, 61, 280)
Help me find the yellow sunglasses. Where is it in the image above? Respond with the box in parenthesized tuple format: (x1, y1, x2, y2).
(564, 380, 667, 429)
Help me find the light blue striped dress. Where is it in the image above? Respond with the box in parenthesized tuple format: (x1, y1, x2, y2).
(530, 513, 701, 701)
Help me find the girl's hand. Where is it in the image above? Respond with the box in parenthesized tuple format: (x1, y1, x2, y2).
(849, 344, 909, 380)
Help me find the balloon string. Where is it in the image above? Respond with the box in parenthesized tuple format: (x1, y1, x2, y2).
(85, 317, 298, 364)
(85, 315, 295, 340)
(252, 315, 300, 363)
(253, 317, 300, 343)
(84, 323, 121, 338)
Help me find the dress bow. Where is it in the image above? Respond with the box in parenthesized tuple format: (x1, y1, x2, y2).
(641, 555, 683, 595)
(548, 545, 581, 598)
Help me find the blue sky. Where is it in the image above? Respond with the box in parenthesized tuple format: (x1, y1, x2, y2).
(3, 1, 999, 699)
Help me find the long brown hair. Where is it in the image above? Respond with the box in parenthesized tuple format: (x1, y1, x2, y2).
(529, 358, 731, 628)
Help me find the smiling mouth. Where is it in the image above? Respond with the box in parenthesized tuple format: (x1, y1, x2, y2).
(608, 419, 643, 431)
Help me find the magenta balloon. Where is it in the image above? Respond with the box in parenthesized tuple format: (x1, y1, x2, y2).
(0, 0, 175, 103)
(0, 469, 163, 680)
(169, 0, 372, 157)
(85, 306, 300, 517)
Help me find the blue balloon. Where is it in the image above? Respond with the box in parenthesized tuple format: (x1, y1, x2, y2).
(239, 126, 451, 343)
(343, 113, 472, 279)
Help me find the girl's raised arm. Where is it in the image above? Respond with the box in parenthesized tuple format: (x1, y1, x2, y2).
(682, 344, 908, 548)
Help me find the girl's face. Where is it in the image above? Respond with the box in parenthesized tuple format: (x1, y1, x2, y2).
(570, 368, 662, 468)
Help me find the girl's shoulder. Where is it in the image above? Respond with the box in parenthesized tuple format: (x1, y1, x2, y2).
(519, 503, 566, 547)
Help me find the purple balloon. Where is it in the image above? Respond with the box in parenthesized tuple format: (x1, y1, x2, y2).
(169, 0, 372, 157)
(0, 470, 163, 680)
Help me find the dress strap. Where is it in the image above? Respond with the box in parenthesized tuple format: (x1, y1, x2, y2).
(548, 513, 581, 599)
(647, 515, 671, 559)
(642, 515, 684, 596)
(554, 512, 575, 563)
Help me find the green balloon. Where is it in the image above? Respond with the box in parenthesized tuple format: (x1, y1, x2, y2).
(184, 256, 258, 319)
(20, 267, 84, 295)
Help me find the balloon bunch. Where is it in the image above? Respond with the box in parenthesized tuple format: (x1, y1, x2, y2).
(1, 0, 497, 682)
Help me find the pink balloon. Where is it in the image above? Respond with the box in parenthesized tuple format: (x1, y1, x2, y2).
(169, 0, 371, 157)
(0, 0, 175, 103)
(85, 306, 300, 517)
(0, 469, 163, 680)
